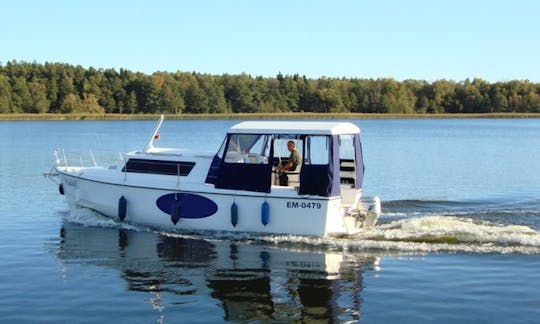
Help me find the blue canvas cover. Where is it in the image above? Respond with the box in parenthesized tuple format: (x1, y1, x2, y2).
(298, 165, 333, 196)
(206, 132, 354, 196)
(205, 154, 222, 185)
(205, 134, 273, 193)
(354, 133, 365, 189)
(213, 162, 272, 193)
(330, 135, 342, 196)
(298, 135, 340, 197)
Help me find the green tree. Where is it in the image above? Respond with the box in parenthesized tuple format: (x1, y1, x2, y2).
(308, 78, 344, 113)
(125, 91, 138, 114)
(81, 93, 105, 113)
(57, 71, 76, 111)
(159, 76, 184, 114)
(431, 80, 457, 113)
(184, 82, 208, 113)
(126, 76, 160, 113)
(44, 63, 59, 112)
(60, 93, 82, 113)
(378, 79, 416, 114)
(278, 74, 300, 112)
(28, 80, 50, 113)
(222, 74, 256, 113)
(199, 75, 226, 114)
(10, 76, 32, 113)
(455, 78, 492, 113)
(0, 75, 12, 113)
(489, 82, 508, 112)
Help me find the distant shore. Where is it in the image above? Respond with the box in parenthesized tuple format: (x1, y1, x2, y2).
(1, 112, 540, 121)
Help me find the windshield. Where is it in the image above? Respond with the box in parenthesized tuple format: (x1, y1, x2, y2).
(224, 134, 271, 164)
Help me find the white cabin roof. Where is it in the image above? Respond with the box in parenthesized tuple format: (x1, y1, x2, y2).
(229, 121, 360, 135)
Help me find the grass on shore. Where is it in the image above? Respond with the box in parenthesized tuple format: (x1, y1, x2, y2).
(1, 112, 539, 121)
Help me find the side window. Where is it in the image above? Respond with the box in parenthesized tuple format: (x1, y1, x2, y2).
(304, 136, 329, 165)
(338, 134, 355, 160)
(215, 137, 227, 159)
(123, 159, 195, 176)
(338, 134, 356, 185)
(273, 138, 303, 160)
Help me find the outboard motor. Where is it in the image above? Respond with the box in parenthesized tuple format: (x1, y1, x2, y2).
(347, 196, 381, 228)
(358, 196, 381, 227)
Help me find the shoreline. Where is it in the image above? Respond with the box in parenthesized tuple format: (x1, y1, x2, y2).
(1, 112, 539, 121)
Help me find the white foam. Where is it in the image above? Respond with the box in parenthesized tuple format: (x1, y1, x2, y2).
(63, 207, 141, 231)
(367, 216, 539, 244)
(261, 216, 540, 254)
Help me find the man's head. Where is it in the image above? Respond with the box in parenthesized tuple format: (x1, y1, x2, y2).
(287, 141, 296, 152)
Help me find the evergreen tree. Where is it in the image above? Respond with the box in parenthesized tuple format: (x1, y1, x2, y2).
(0, 75, 12, 113)
(11, 76, 33, 113)
(184, 82, 208, 113)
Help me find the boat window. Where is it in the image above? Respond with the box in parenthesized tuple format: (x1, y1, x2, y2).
(304, 136, 329, 165)
(338, 134, 355, 159)
(338, 134, 356, 185)
(215, 137, 227, 159)
(224, 134, 271, 164)
(274, 134, 303, 165)
(122, 159, 195, 176)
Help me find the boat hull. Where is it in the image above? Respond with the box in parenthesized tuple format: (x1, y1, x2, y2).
(58, 169, 356, 237)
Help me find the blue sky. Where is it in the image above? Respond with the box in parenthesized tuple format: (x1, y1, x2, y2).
(2, 0, 539, 82)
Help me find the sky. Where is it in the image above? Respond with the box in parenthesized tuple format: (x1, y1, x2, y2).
(1, 0, 539, 82)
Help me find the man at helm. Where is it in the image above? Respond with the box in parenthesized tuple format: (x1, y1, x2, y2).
(277, 140, 301, 172)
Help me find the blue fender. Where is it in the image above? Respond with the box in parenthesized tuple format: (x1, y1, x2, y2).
(231, 202, 238, 227)
(261, 201, 269, 226)
(118, 196, 127, 221)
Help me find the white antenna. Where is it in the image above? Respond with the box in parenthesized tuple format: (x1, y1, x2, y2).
(143, 114, 164, 153)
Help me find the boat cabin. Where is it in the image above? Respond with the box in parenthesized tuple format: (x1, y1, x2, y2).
(205, 121, 365, 197)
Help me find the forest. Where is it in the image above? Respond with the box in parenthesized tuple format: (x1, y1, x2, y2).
(1, 61, 539, 115)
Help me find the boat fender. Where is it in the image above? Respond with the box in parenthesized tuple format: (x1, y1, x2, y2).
(58, 184, 64, 195)
(231, 202, 238, 227)
(171, 199, 181, 225)
(261, 201, 269, 226)
(118, 196, 127, 221)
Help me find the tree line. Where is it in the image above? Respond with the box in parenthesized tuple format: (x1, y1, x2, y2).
(1, 61, 539, 115)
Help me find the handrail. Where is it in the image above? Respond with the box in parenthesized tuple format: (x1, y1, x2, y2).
(54, 148, 124, 168)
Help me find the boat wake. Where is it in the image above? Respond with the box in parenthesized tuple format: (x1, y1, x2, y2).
(247, 197, 540, 254)
(60, 207, 145, 232)
(61, 197, 540, 254)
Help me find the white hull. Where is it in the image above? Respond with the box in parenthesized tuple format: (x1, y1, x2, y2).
(58, 168, 377, 237)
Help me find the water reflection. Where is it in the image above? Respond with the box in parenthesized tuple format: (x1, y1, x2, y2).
(55, 222, 379, 322)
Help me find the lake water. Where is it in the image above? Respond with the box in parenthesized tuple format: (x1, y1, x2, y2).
(1, 118, 540, 322)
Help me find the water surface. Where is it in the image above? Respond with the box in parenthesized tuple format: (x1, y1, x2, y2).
(1, 118, 539, 322)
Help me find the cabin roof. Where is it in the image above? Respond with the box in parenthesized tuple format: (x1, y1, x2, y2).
(229, 121, 360, 135)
